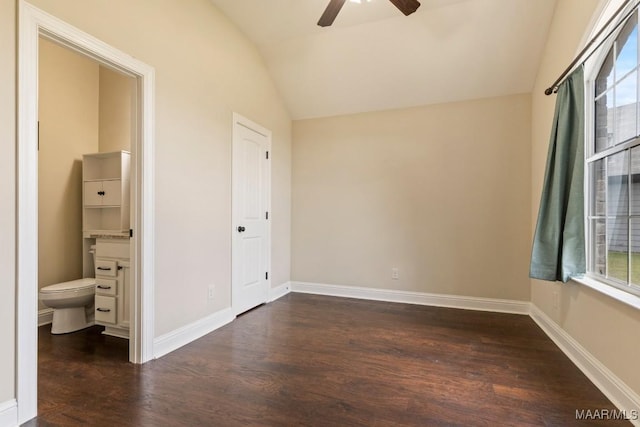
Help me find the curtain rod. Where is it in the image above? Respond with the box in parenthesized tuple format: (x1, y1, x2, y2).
(545, 0, 637, 95)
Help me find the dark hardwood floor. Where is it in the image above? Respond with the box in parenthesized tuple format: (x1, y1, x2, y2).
(25, 293, 624, 426)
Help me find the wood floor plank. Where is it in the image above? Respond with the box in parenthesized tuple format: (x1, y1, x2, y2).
(24, 293, 627, 426)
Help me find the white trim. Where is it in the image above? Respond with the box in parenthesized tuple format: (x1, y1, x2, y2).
(572, 276, 640, 311)
(583, 0, 640, 309)
(268, 282, 291, 302)
(153, 308, 235, 359)
(153, 281, 290, 359)
(530, 304, 640, 424)
(131, 48, 156, 365)
(0, 400, 18, 427)
(18, 2, 155, 423)
(233, 112, 271, 138)
(17, 2, 39, 421)
(37, 308, 53, 327)
(582, 0, 627, 79)
(290, 281, 530, 315)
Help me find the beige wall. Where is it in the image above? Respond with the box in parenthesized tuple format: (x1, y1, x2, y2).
(99, 66, 133, 153)
(0, 0, 15, 406)
(38, 39, 100, 302)
(26, 0, 292, 337)
(292, 94, 532, 301)
(531, 0, 640, 394)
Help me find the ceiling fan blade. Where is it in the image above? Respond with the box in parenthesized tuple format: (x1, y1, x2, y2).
(388, 0, 421, 16)
(318, 0, 347, 27)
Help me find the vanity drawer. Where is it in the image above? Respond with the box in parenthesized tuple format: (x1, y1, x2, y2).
(95, 295, 116, 324)
(95, 259, 117, 277)
(96, 238, 130, 260)
(95, 278, 116, 296)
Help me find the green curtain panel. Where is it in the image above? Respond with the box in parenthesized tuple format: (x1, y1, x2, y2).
(530, 67, 585, 283)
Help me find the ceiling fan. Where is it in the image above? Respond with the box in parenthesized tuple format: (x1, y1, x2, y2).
(318, 0, 421, 27)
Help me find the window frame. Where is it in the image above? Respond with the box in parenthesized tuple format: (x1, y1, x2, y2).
(585, 6, 640, 299)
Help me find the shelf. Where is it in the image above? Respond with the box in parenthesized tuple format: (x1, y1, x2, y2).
(83, 152, 128, 181)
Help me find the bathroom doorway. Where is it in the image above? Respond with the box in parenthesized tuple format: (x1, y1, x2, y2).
(17, 2, 155, 423)
(37, 37, 135, 339)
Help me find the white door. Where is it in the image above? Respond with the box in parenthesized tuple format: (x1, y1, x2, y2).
(232, 114, 271, 315)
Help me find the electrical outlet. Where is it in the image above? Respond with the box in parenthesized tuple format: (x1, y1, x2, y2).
(391, 268, 399, 280)
(208, 284, 215, 300)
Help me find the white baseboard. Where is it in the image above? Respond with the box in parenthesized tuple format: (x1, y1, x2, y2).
(38, 308, 53, 327)
(530, 305, 640, 425)
(0, 399, 17, 427)
(153, 308, 235, 359)
(268, 282, 291, 302)
(152, 283, 291, 360)
(290, 281, 530, 315)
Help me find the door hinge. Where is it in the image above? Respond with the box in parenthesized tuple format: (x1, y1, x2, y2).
(265, 272, 269, 280)
(266, 151, 269, 159)
(129, 229, 133, 238)
(265, 211, 269, 220)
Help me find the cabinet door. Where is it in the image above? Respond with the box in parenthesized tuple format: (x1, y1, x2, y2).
(101, 180, 122, 206)
(84, 181, 103, 206)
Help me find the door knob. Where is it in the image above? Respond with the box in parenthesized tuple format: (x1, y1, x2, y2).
(237, 226, 246, 233)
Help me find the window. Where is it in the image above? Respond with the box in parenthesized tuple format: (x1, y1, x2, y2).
(588, 10, 640, 294)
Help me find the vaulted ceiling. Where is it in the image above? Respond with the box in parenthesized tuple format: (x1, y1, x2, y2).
(210, 0, 558, 119)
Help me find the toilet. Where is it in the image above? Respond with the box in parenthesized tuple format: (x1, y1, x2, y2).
(39, 245, 97, 334)
(39, 278, 96, 334)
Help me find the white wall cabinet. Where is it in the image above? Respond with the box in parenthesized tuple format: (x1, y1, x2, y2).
(82, 151, 130, 237)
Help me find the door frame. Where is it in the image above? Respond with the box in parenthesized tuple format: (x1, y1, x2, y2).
(17, 1, 156, 423)
(231, 113, 272, 315)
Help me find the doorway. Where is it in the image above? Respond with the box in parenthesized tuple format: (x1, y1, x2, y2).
(17, 2, 155, 423)
(231, 113, 272, 316)
(38, 37, 135, 340)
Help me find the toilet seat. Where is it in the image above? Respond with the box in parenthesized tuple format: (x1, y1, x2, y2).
(40, 278, 96, 293)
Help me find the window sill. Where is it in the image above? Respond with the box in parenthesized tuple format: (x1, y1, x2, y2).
(570, 276, 640, 311)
